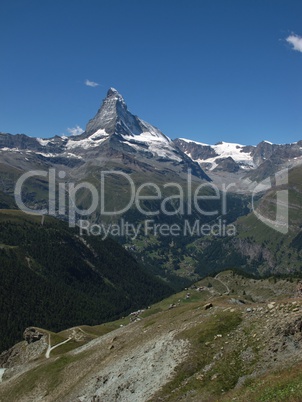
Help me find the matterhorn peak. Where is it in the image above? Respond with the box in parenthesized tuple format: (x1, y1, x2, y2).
(106, 87, 125, 101)
(107, 87, 120, 96)
(85, 87, 129, 135)
(108, 87, 118, 94)
(84, 88, 176, 143)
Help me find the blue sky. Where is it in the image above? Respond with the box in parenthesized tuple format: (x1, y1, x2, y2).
(0, 0, 301, 145)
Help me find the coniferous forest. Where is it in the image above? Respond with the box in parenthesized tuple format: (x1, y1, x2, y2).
(0, 210, 172, 352)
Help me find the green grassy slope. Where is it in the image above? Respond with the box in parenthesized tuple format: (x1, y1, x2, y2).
(1, 271, 301, 401)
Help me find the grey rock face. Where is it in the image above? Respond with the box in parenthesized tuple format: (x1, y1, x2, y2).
(23, 327, 45, 344)
(174, 139, 218, 160)
(85, 88, 144, 137)
(0, 133, 42, 151)
(212, 157, 240, 173)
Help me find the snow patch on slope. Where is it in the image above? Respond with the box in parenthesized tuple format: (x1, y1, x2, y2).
(123, 130, 182, 161)
(36, 138, 50, 146)
(66, 129, 109, 150)
(210, 142, 254, 169)
(179, 139, 255, 170)
(178, 138, 209, 146)
(36, 152, 83, 159)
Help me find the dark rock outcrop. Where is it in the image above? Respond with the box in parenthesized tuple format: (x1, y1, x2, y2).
(23, 327, 45, 344)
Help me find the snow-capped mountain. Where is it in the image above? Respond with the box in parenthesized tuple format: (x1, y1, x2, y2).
(1, 88, 302, 191)
(75, 87, 184, 163)
(174, 139, 255, 171)
(174, 138, 302, 180)
(0, 88, 209, 180)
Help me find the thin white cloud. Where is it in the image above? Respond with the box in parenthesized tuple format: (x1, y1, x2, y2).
(67, 125, 84, 136)
(85, 79, 99, 87)
(286, 33, 302, 53)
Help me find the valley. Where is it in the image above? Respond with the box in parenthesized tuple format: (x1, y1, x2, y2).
(1, 88, 302, 401)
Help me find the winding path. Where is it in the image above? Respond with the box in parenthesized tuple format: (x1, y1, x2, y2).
(45, 334, 72, 359)
(0, 368, 6, 383)
(214, 273, 230, 294)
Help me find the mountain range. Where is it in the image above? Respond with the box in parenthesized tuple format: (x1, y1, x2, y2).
(1, 88, 302, 282)
(175, 137, 302, 191)
(1, 88, 302, 195)
(175, 138, 302, 174)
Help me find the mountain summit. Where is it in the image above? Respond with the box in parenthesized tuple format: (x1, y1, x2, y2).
(84, 87, 173, 145)
(70, 88, 209, 179)
(85, 87, 132, 136)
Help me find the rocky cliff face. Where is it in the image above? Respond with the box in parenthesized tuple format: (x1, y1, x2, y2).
(0, 327, 47, 369)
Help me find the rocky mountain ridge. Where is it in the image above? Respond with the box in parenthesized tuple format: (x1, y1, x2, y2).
(175, 137, 302, 185)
